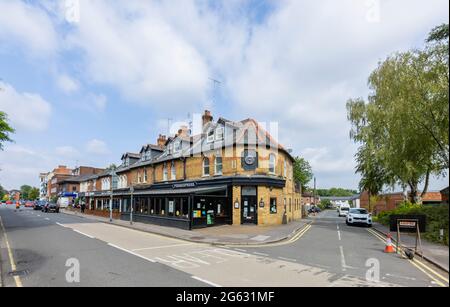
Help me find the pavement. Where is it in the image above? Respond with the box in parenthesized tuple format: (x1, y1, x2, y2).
(61, 208, 311, 245)
(371, 222, 449, 273)
(1, 205, 448, 287)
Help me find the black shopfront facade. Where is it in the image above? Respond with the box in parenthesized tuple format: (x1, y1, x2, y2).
(115, 176, 285, 230)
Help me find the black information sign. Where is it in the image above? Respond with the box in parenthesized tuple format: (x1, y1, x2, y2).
(389, 215, 426, 233)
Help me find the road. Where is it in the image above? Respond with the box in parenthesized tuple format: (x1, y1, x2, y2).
(1, 205, 448, 287)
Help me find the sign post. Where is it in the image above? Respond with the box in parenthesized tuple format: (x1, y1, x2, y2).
(390, 215, 426, 259)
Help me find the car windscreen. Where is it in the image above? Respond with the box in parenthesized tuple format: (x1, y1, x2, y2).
(350, 209, 368, 214)
(341, 207, 349, 211)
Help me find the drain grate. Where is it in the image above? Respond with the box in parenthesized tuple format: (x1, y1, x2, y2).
(8, 269, 29, 277)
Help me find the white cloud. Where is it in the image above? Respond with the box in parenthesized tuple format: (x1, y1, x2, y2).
(57, 74, 80, 94)
(0, 1, 58, 56)
(90, 94, 107, 112)
(67, 0, 210, 110)
(86, 139, 110, 155)
(55, 146, 80, 159)
(0, 81, 52, 132)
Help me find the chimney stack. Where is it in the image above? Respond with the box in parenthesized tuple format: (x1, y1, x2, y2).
(157, 134, 167, 148)
(202, 110, 213, 127)
(177, 125, 190, 138)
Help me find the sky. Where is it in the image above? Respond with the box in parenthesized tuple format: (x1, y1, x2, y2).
(0, 0, 448, 191)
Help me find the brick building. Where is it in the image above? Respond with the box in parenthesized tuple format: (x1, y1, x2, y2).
(360, 190, 443, 214)
(78, 111, 302, 230)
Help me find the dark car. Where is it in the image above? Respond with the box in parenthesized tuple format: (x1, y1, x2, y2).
(42, 202, 60, 213)
(308, 206, 321, 214)
(33, 200, 46, 211)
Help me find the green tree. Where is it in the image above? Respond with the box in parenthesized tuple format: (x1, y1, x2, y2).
(28, 187, 39, 200)
(20, 185, 32, 200)
(0, 184, 6, 200)
(347, 24, 449, 204)
(0, 111, 14, 151)
(293, 157, 313, 192)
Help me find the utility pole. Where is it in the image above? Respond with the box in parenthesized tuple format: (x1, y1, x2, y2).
(313, 177, 317, 206)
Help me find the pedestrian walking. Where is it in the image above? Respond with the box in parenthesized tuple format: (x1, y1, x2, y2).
(81, 203, 86, 214)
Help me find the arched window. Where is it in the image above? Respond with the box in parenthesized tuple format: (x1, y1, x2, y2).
(203, 157, 210, 176)
(269, 154, 276, 174)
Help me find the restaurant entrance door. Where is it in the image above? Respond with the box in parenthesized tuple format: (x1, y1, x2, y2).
(241, 187, 257, 224)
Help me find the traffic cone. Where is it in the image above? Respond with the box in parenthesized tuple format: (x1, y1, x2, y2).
(384, 233, 395, 253)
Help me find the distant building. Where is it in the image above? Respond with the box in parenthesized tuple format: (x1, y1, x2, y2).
(360, 190, 443, 214)
(441, 187, 449, 205)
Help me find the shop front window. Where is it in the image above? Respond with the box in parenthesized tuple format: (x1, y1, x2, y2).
(270, 198, 277, 214)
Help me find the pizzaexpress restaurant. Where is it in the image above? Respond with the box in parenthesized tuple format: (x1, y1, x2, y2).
(82, 176, 288, 230)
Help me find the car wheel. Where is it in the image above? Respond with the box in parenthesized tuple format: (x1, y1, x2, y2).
(367, 224, 372, 228)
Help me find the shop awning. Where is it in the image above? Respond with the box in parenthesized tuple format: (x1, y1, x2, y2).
(132, 185, 228, 196)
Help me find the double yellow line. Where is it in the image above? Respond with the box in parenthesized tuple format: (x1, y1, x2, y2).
(367, 228, 449, 287)
(228, 223, 313, 248)
(0, 215, 23, 287)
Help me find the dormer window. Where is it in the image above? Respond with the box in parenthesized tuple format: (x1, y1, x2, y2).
(125, 157, 130, 166)
(174, 141, 181, 153)
(145, 150, 151, 161)
(215, 127, 224, 141)
(207, 129, 215, 143)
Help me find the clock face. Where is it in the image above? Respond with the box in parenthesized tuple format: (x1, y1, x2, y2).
(245, 155, 255, 165)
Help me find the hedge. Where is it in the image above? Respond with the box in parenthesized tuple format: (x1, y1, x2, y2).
(376, 202, 449, 246)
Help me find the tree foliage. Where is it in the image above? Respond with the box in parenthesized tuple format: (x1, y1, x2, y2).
(28, 187, 39, 200)
(347, 24, 449, 203)
(20, 185, 33, 200)
(0, 111, 14, 150)
(316, 188, 358, 197)
(293, 156, 313, 191)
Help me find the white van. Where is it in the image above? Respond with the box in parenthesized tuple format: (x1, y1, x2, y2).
(338, 204, 351, 217)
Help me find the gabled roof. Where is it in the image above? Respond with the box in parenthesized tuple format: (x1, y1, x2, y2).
(121, 152, 140, 160)
(139, 144, 164, 154)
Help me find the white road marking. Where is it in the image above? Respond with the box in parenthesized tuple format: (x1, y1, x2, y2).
(337, 230, 341, 241)
(336, 224, 339, 230)
(107, 243, 156, 263)
(45, 218, 50, 221)
(56, 222, 68, 228)
(278, 257, 297, 262)
(339, 246, 347, 272)
(234, 248, 247, 253)
(191, 276, 221, 287)
(37, 215, 41, 217)
(132, 243, 193, 251)
(73, 229, 95, 239)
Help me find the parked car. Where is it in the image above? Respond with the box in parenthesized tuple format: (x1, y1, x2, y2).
(346, 208, 372, 227)
(6, 200, 13, 205)
(43, 202, 60, 213)
(308, 206, 321, 214)
(25, 201, 35, 208)
(33, 200, 46, 211)
(338, 204, 351, 217)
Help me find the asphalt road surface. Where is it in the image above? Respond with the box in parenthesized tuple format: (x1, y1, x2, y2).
(1, 205, 448, 287)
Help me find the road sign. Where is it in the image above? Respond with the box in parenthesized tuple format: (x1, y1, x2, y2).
(389, 215, 426, 233)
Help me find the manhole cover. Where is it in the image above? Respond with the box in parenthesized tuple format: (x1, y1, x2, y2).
(190, 236, 205, 240)
(8, 269, 29, 277)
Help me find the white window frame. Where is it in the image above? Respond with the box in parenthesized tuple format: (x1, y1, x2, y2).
(203, 157, 210, 177)
(171, 161, 176, 180)
(174, 141, 181, 153)
(269, 154, 276, 174)
(215, 126, 224, 141)
(215, 156, 223, 175)
(143, 169, 148, 183)
(207, 129, 215, 143)
(163, 163, 168, 181)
